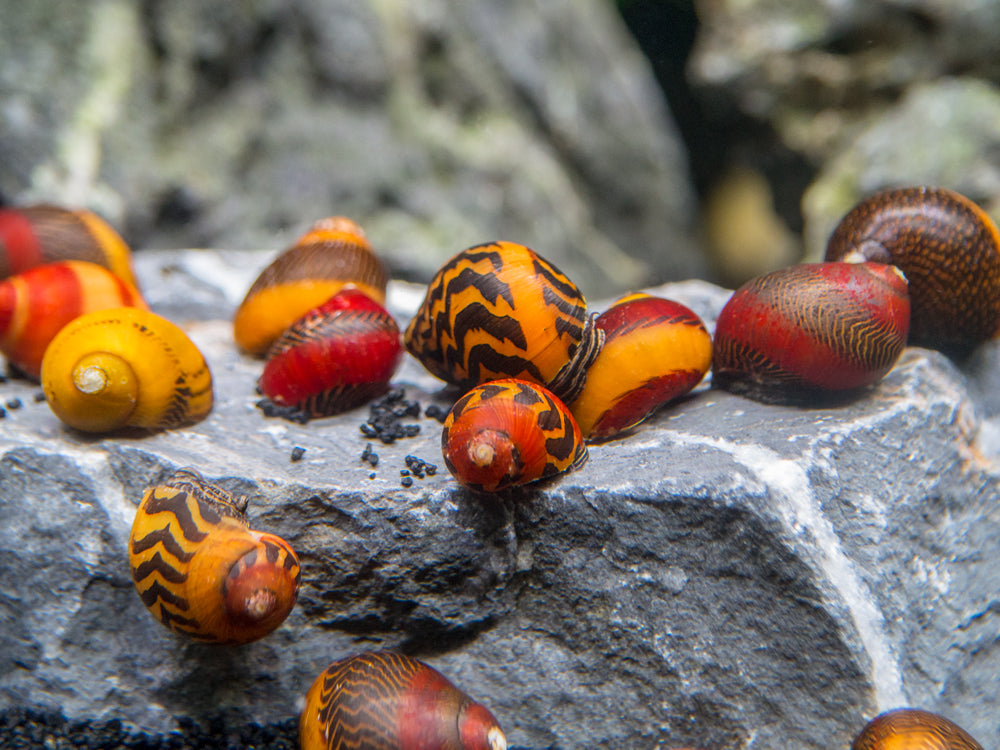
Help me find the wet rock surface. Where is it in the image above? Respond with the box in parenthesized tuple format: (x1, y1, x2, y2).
(1, 251, 999, 749)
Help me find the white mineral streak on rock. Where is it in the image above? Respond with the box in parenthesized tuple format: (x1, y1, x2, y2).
(668, 430, 908, 710)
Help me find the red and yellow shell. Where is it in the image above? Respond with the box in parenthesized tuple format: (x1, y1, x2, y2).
(233, 216, 388, 356)
(712, 262, 910, 402)
(40, 307, 213, 432)
(257, 288, 403, 417)
(568, 293, 712, 440)
(851, 708, 983, 750)
(300, 650, 507, 750)
(0, 204, 139, 287)
(0, 260, 147, 380)
(404, 242, 602, 402)
(129, 468, 301, 645)
(442, 378, 587, 492)
(825, 186, 1000, 357)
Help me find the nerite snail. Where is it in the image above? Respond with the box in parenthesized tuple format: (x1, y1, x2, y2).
(257, 288, 403, 418)
(567, 293, 712, 440)
(0, 260, 147, 380)
(825, 186, 1000, 358)
(40, 306, 213, 432)
(442, 378, 587, 492)
(129, 468, 301, 644)
(404, 241, 603, 403)
(0, 204, 139, 287)
(300, 650, 507, 750)
(712, 262, 910, 403)
(851, 707, 982, 750)
(233, 216, 389, 356)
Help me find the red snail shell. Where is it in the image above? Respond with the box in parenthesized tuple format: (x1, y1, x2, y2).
(300, 650, 507, 750)
(712, 262, 910, 402)
(0, 204, 139, 287)
(233, 216, 389, 356)
(825, 186, 1000, 357)
(568, 293, 712, 440)
(0, 260, 147, 380)
(404, 241, 603, 402)
(128, 468, 300, 644)
(257, 288, 403, 418)
(851, 708, 983, 750)
(442, 378, 587, 492)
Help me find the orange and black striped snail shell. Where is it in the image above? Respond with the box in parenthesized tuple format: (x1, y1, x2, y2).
(568, 293, 712, 440)
(300, 650, 507, 750)
(129, 468, 300, 645)
(442, 378, 587, 492)
(712, 262, 910, 403)
(40, 307, 213, 433)
(404, 241, 603, 402)
(257, 288, 403, 418)
(825, 186, 1000, 358)
(0, 260, 147, 380)
(851, 708, 983, 750)
(0, 204, 139, 287)
(233, 216, 388, 356)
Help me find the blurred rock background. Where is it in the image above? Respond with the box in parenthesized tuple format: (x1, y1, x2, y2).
(3, 0, 1000, 292)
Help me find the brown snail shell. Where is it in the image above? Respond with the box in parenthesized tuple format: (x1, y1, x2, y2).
(128, 468, 301, 644)
(233, 216, 389, 356)
(300, 650, 507, 750)
(852, 708, 983, 750)
(825, 186, 1000, 357)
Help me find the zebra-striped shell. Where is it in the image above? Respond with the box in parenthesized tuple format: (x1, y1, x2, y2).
(129, 468, 301, 645)
(568, 293, 712, 440)
(712, 262, 910, 403)
(257, 288, 403, 418)
(825, 186, 1000, 358)
(442, 378, 587, 492)
(300, 650, 507, 750)
(40, 307, 213, 433)
(0, 204, 139, 287)
(233, 216, 388, 356)
(404, 242, 602, 402)
(0, 260, 147, 380)
(852, 708, 982, 750)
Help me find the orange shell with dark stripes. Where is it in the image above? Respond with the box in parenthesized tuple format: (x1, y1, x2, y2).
(442, 378, 587, 492)
(0, 260, 147, 380)
(128, 468, 300, 644)
(851, 708, 983, 750)
(826, 186, 1000, 358)
(712, 262, 910, 403)
(233, 216, 388, 356)
(300, 650, 507, 750)
(0, 204, 139, 287)
(568, 293, 712, 440)
(404, 241, 602, 402)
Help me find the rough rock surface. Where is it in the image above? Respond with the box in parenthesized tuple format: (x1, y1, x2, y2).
(2, 250, 1000, 749)
(0, 0, 701, 297)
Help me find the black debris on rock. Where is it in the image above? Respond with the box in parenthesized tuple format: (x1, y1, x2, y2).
(5, 397, 22, 410)
(401, 476, 414, 488)
(424, 403, 449, 423)
(290, 446, 306, 462)
(360, 443, 379, 468)
(255, 398, 310, 424)
(33, 391, 46, 402)
(359, 388, 421, 443)
(404, 455, 437, 478)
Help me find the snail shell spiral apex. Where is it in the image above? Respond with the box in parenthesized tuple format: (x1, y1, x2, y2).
(712, 262, 910, 403)
(300, 650, 507, 750)
(129, 468, 300, 644)
(851, 708, 983, 750)
(233, 216, 388, 356)
(40, 307, 213, 432)
(825, 186, 1000, 357)
(0, 204, 138, 287)
(442, 378, 587, 492)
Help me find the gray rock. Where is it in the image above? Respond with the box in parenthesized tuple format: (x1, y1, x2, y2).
(0, 0, 701, 298)
(1, 249, 999, 748)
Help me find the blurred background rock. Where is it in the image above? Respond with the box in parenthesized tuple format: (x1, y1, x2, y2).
(3, 0, 1000, 295)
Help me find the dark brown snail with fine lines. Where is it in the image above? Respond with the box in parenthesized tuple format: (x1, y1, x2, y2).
(299, 650, 507, 750)
(825, 185, 1000, 358)
(128, 468, 301, 645)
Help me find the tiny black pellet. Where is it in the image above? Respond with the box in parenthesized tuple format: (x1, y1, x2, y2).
(424, 403, 448, 423)
(0, 407, 5, 419)
(360, 388, 422, 444)
(290, 446, 306, 462)
(5, 398, 22, 410)
(33, 391, 46, 403)
(361, 443, 379, 467)
(401, 476, 414, 488)
(255, 398, 310, 424)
